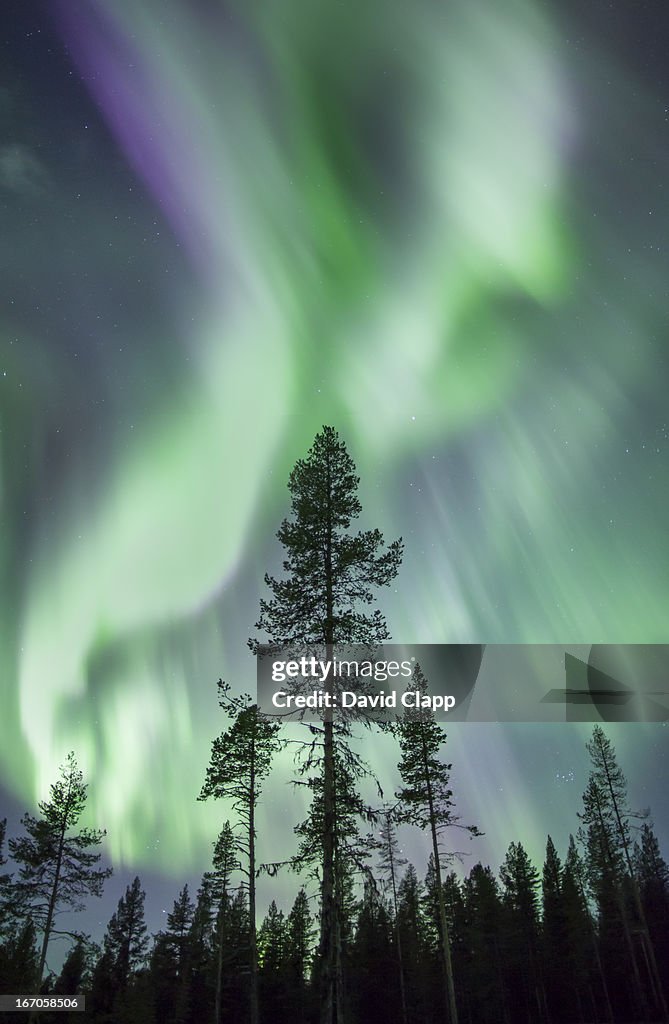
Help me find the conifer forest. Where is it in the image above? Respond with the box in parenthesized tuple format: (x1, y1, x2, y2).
(1, 430, 667, 1024)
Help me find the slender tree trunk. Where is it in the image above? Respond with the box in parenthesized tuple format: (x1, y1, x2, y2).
(30, 785, 75, 1024)
(420, 726, 458, 1024)
(573, 868, 614, 1023)
(386, 832, 408, 1024)
(598, 745, 669, 1021)
(590, 922, 614, 1023)
(320, 449, 342, 1024)
(249, 743, 259, 1024)
(334, 891, 345, 1024)
(36, 824, 66, 986)
(394, 924, 409, 1024)
(592, 785, 648, 1019)
(215, 902, 225, 1024)
(320, 667, 337, 1024)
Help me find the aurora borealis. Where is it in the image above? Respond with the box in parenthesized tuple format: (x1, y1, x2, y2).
(1, 0, 668, 916)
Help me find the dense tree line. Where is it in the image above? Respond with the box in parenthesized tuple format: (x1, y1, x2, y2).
(1, 750, 667, 1024)
(0, 429, 667, 1023)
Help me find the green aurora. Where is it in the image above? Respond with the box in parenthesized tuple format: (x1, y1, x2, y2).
(1, 0, 668, 875)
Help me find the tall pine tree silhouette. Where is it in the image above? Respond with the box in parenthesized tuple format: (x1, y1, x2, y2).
(200, 683, 281, 1024)
(395, 664, 481, 1024)
(8, 752, 111, 987)
(580, 725, 668, 1021)
(250, 425, 402, 1024)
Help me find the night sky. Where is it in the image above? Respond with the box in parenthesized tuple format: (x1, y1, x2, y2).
(1, 0, 669, 944)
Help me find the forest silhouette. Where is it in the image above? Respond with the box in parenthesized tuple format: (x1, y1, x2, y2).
(1, 428, 667, 1024)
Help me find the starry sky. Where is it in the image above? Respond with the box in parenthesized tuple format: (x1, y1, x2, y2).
(1, 0, 669, 939)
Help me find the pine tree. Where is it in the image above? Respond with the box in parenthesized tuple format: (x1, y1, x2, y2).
(200, 687, 280, 1024)
(499, 841, 545, 1024)
(290, 739, 375, 971)
(395, 865, 429, 1024)
(0, 818, 7, 881)
(8, 752, 111, 986)
(249, 425, 403, 1024)
(151, 885, 196, 1024)
(579, 775, 625, 945)
(349, 882, 396, 1024)
(422, 855, 445, 988)
(462, 863, 507, 1024)
(190, 875, 216, 957)
(258, 900, 288, 1020)
(0, 817, 14, 939)
(184, 876, 217, 1024)
(166, 886, 195, 974)
(53, 939, 88, 994)
(580, 726, 668, 1020)
(222, 887, 251, 1021)
(103, 876, 149, 991)
(88, 948, 116, 1019)
(634, 823, 669, 1002)
(562, 834, 613, 1024)
(395, 664, 480, 1024)
(0, 919, 39, 996)
(442, 871, 467, 1017)
(373, 809, 409, 1024)
(541, 836, 568, 1022)
(282, 888, 317, 991)
(258, 900, 286, 973)
(210, 819, 241, 1024)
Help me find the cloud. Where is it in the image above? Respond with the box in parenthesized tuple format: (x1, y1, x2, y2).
(0, 143, 50, 196)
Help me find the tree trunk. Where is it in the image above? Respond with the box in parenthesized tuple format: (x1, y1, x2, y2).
(599, 747, 669, 1021)
(319, 448, 341, 1024)
(320, 681, 338, 1024)
(387, 839, 408, 1024)
(215, 902, 225, 1024)
(592, 785, 648, 1020)
(36, 824, 65, 987)
(31, 785, 75, 1024)
(249, 742, 259, 1024)
(421, 726, 458, 1024)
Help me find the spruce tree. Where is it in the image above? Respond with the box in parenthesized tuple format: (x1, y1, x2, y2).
(284, 888, 316, 993)
(258, 900, 286, 973)
(349, 883, 396, 1024)
(0, 818, 7, 880)
(222, 887, 251, 1020)
(151, 885, 195, 1024)
(0, 920, 39, 997)
(562, 834, 613, 1024)
(462, 863, 507, 1024)
(165, 885, 195, 975)
(395, 664, 480, 1024)
(396, 865, 429, 1023)
(249, 425, 403, 1024)
(499, 842, 545, 1024)
(53, 939, 87, 995)
(634, 823, 669, 999)
(185, 876, 217, 1024)
(103, 876, 149, 990)
(208, 821, 241, 1024)
(580, 726, 668, 1020)
(200, 685, 280, 1024)
(8, 752, 111, 986)
(88, 948, 116, 1019)
(258, 900, 288, 1020)
(0, 817, 13, 939)
(541, 836, 568, 1022)
(373, 809, 409, 1024)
